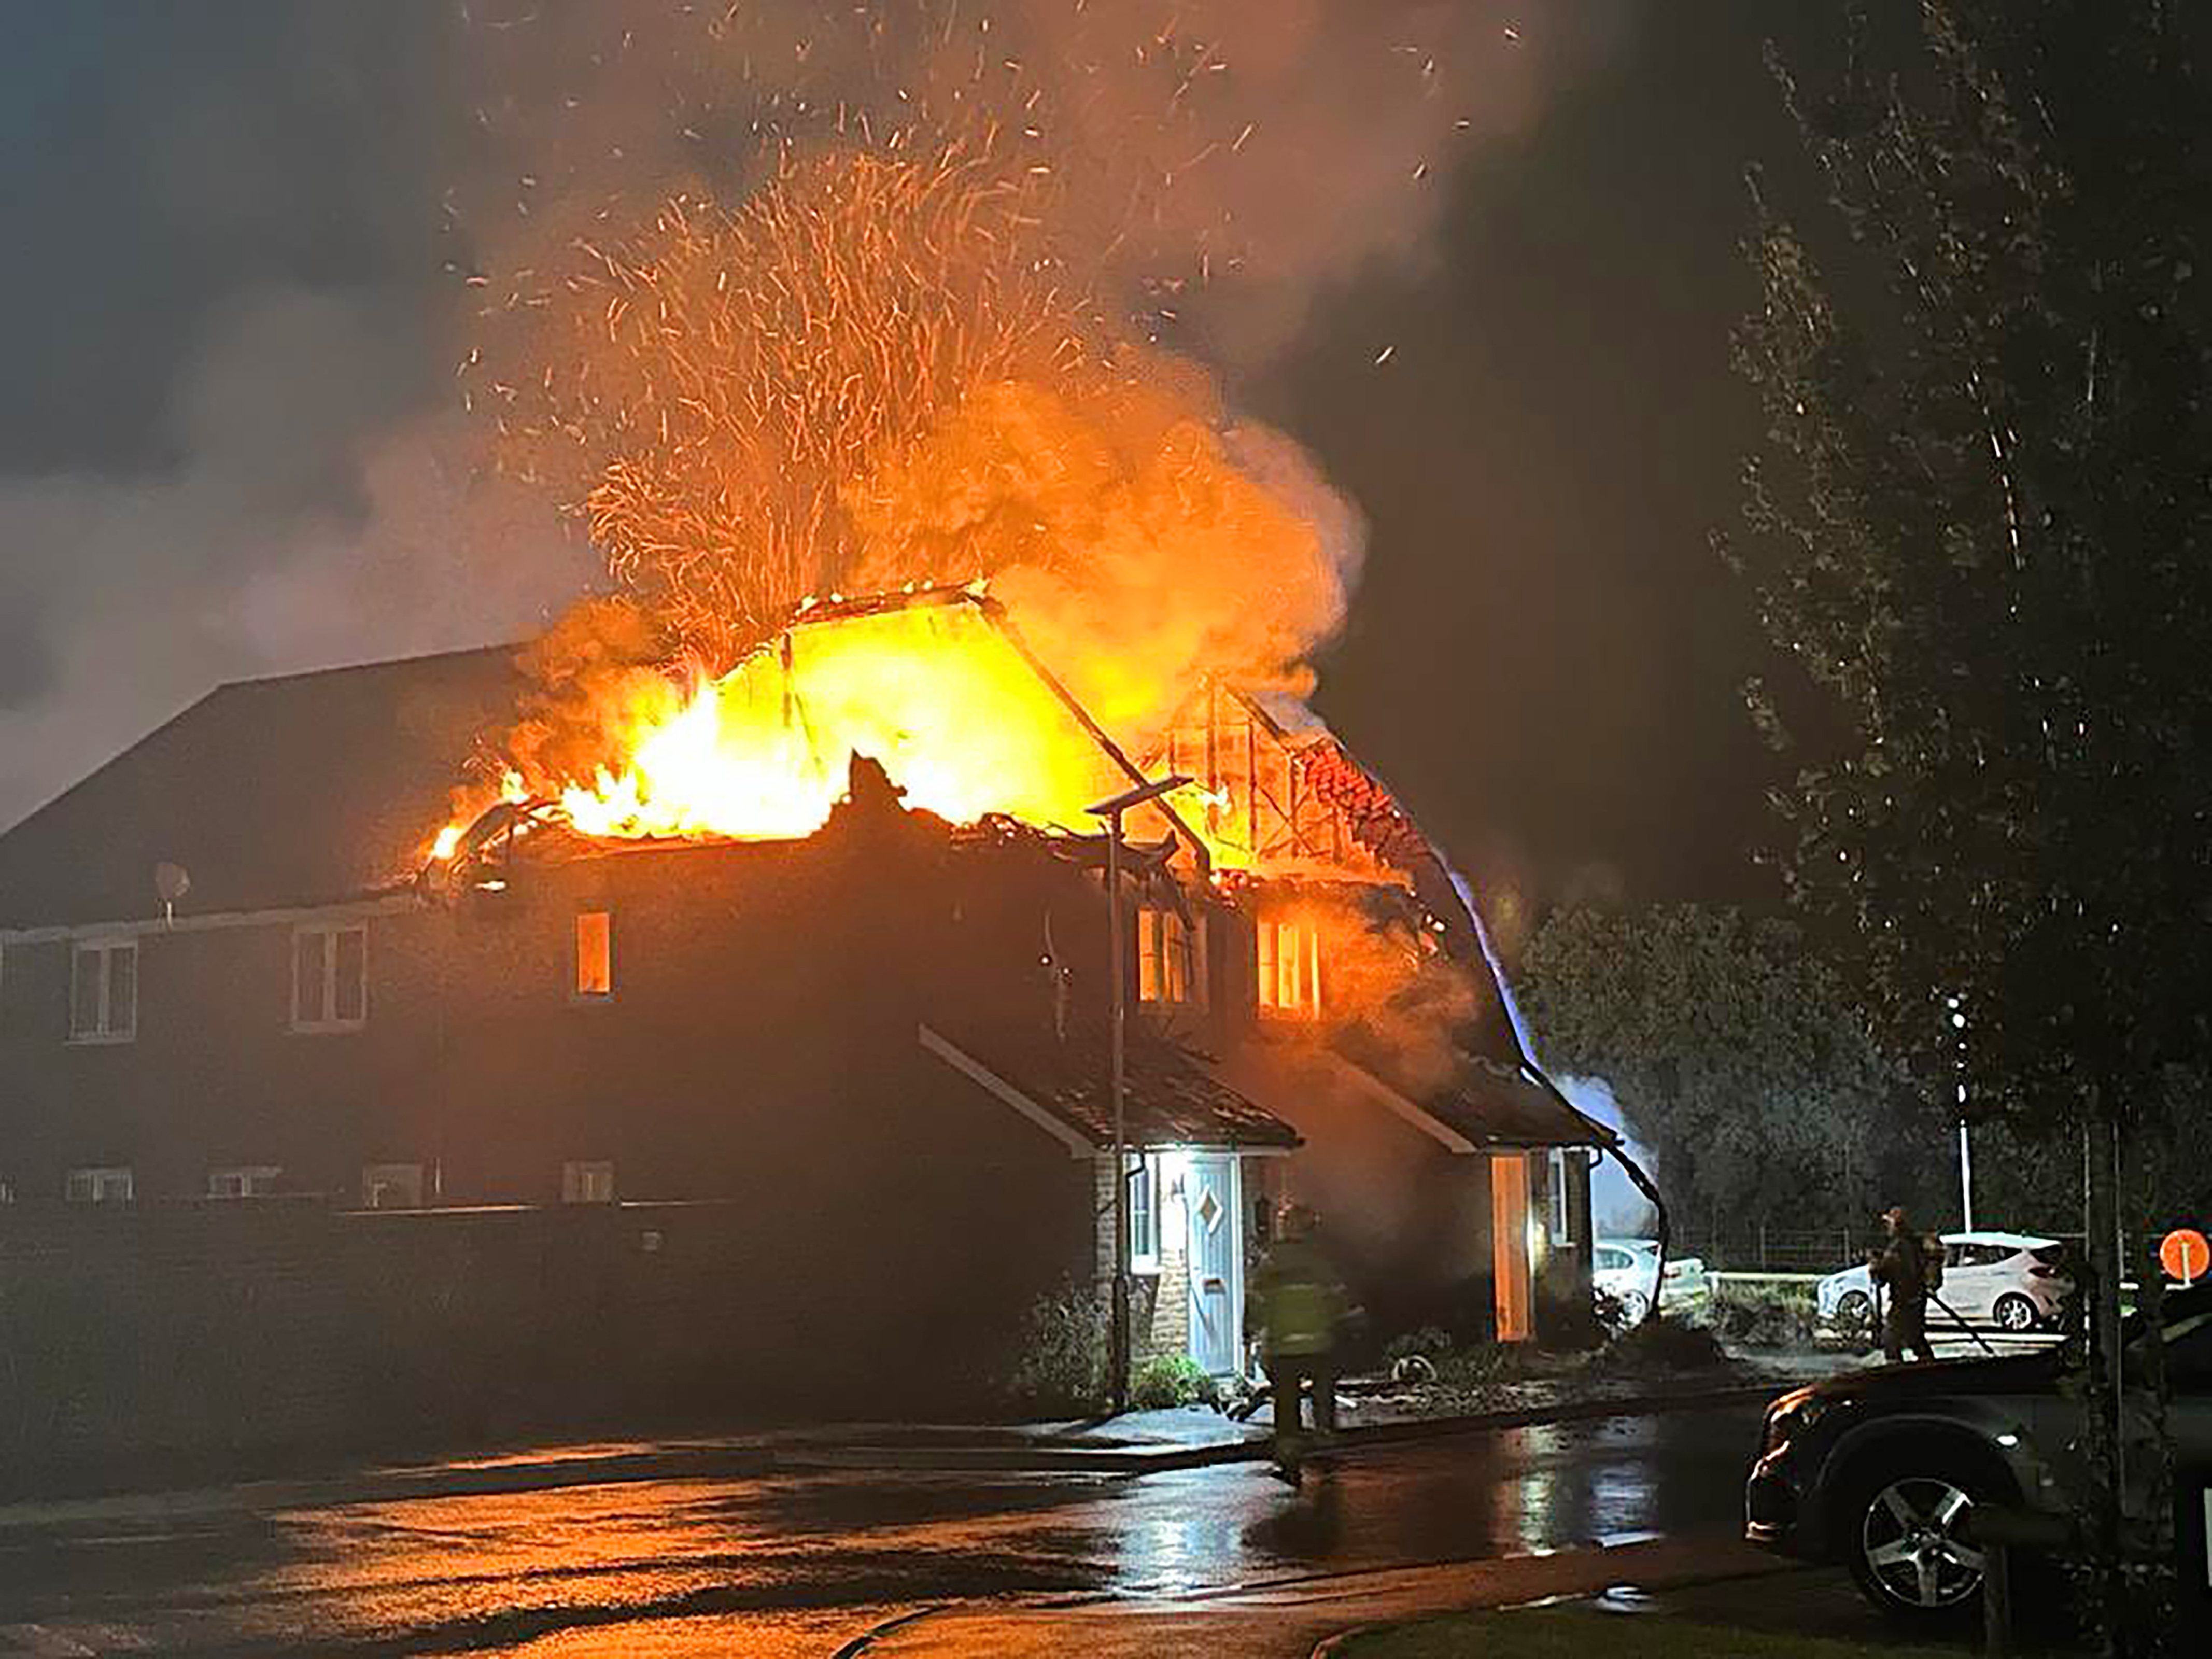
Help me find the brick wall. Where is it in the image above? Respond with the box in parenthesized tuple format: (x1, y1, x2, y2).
(1092, 1152, 1196, 1369)
(0, 1181, 1090, 1495)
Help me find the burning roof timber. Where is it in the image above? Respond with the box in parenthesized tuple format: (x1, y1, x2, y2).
(438, 585, 1470, 916)
(442, 585, 1210, 878)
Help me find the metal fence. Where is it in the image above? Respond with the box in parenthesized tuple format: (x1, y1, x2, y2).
(1670, 1227, 1870, 1275)
(1670, 1226, 2169, 1277)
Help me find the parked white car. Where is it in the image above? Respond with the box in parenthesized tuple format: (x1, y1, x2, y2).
(1815, 1230, 2070, 1337)
(1594, 1238, 1710, 1325)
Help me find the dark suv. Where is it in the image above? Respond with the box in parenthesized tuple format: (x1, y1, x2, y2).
(1746, 1284, 2212, 1625)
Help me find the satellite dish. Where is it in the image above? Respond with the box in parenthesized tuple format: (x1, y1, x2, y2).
(154, 862, 192, 904)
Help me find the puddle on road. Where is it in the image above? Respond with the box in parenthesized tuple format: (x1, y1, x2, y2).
(1589, 1584, 1660, 1615)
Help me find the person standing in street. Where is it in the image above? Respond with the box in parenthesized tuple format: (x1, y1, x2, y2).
(1870, 1205, 1939, 1363)
(1253, 1204, 1349, 1473)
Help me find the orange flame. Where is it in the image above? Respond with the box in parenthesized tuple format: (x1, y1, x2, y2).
(539, 597, 1131, 843)
(452, 126, 1359, 876)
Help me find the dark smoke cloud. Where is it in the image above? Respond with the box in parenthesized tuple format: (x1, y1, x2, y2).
(452, 2, 1630, 375)
(0, 1, 1624, 831)
(0, 4, 590, 826)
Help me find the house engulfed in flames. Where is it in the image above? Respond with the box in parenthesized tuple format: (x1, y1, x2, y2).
(0, 584, 1611, 1407)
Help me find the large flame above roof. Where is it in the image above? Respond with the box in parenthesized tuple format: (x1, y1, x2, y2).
(530, 590, 1160, 846)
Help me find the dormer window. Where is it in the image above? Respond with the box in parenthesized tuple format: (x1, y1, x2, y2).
(1257, 920, 1322, 1020)
(1137, 906, 1202, 1006)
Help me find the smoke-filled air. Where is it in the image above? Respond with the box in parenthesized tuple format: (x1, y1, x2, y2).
(438, 1, 1580, 848)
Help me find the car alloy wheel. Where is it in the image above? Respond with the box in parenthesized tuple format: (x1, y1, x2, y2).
(1616, 1289, 1651, 1326)
(1858, 1476, 1985, 1612)
(1992, 1293, 2038, 1334)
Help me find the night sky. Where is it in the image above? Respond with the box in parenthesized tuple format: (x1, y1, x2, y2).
(0, 2, 1841, 909)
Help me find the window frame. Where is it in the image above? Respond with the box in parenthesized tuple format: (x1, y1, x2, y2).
(561, 1159, 616, 1204)
(68, 937, 138, 1045)
(1256, 919, 1323, 1019)
(361, 1162, 425, 1210)
(1546, 1148, 1575, 1245)
(1136, 906, 1204, 1008)
(65, 1165, 134, 1204)
(572, 910, 615, 1003)
(207, 1165, 281, 1200)
(1129, 1155, 1161, 1274)
(291, 922, 369, 1033)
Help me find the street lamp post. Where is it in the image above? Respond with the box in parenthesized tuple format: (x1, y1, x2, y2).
(1088, 772, 1191, 1415)
(1947, 995, 1973, 1231)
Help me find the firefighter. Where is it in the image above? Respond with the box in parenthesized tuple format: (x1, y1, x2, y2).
(1870, 1205, 1939, 1363)
(1253, 1204, 1350, 1470)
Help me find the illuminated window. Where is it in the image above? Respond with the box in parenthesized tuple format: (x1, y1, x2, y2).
(562, 1160, 616, 1204)
(293, 924, 367, 1032)
(70, 939, 137, 1043)
(1137, 907, 1201, 1005)
(1256, 920, 1322, 1019)
(66, 1166, 134, 1204)
(574, 911, 613, 1000)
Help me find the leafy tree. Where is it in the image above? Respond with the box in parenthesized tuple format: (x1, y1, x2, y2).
(1728, 5, 2210, 1647)
(1519, 904, 1940, 1248)
(1728, 1, 2212, 1124)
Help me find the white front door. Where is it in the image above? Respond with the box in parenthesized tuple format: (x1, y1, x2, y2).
(1185, 1154, 1243, 1376)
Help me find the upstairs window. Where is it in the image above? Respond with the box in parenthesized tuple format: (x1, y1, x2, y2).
(69, 939, 137, 1043)
(574, 911, 613, 1000)
(66, 1166, 133, 1204)
(1137, 907, 1202, 1006)
(293, 924, 368, 1032)
(208, 1165, 280, 1200)
(1257, 920, 1322, 1019)
(562, 1160, 616, 1204)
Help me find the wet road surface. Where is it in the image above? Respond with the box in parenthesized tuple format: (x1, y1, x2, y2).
(0, 1404, 1769, 1656)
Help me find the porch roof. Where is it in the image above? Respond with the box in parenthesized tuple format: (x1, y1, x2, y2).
(921, 1023, 1301, 1156)
(1219, 1041, 1613, 1155)
(1414, 1058, 1615, 1151)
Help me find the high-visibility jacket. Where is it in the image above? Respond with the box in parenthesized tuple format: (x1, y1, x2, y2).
(1255, 1238, 1347, 1359)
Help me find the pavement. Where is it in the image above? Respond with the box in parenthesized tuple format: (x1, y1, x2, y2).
(0, 1402, 1786, 1655)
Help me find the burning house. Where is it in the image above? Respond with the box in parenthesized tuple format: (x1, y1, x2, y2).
(0, 582, 1610, 1423)
(0, 35, 1632, 1433)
